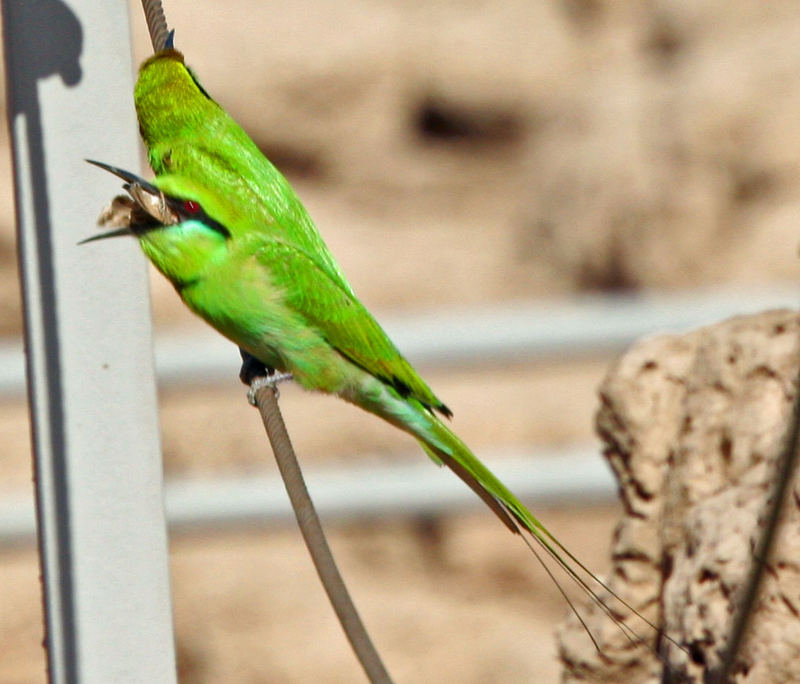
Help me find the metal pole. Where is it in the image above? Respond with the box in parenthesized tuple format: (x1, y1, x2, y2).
(2, 1, 176, 682)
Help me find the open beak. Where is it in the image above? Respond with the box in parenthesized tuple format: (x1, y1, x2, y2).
(78, 225, 136, 244)
(81, 160, 178, 244)
(86, 159, 161, 195)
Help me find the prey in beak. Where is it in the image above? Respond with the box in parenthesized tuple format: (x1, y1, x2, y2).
(81, 160, 179, 244)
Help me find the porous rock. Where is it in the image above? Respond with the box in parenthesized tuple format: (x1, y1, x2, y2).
(559, 309, 800, 683)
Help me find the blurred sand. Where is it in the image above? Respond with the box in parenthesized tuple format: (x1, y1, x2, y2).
(3, 1, 800, 681)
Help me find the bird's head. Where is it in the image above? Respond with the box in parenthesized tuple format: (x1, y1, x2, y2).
(83, 160, 232, 289)
(134, 49, 218, 168)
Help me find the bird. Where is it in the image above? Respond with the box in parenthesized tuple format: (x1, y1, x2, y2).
(85, 47, 638, 643)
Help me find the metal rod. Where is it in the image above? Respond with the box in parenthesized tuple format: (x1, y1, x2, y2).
(250, 381, 393, 683)
(141, 0, 170, 52)
(2, 1, 175, 681)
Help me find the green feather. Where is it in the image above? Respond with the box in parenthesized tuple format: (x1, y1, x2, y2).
(133, 45, 593, 573)
(118, 48, 668, 651)
(136, 50, 350, 291)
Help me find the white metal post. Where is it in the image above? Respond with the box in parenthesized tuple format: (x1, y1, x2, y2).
(2, 1, 177, 682)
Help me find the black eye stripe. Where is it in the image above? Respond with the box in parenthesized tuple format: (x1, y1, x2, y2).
(205, 216, 231, 238)
(168, 197, 231, 239)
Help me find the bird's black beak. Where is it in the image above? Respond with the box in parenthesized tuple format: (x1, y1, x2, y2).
(86, 159, 161, 196)
(78, 225, 135, 245)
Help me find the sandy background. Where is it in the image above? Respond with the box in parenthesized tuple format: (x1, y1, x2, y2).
(3, 1, 800, 682)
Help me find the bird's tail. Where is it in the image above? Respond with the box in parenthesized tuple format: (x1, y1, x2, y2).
(402, 398, 660, 651)
(417, 407, 589, 566)
(380, 393, 588, 561)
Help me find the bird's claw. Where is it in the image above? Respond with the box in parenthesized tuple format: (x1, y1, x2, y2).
(247, 371, 294, 405)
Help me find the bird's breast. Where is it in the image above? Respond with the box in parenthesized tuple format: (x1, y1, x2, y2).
(177, 258, 293, 369)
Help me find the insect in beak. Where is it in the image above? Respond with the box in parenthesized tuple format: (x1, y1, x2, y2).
(81, 159, 179, 243)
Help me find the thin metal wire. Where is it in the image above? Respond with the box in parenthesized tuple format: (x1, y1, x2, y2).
(251, 382, 394, 684)
(710, 332, 800, 683)
(140, 0, 170, 52)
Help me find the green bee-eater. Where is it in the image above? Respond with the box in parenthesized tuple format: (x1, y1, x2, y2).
(86, 48, 632, 640)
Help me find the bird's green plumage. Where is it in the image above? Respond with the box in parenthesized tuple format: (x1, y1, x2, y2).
(136, 50, 349, 292)
(120, 49, 610, 597)
(135, 49, 450, 417)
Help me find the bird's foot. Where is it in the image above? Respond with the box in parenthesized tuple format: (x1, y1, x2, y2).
(247, 371, 294, 405)
(239, 349, 293, 405)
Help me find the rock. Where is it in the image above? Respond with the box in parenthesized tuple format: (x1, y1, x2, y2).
(559, 309, 800, 682)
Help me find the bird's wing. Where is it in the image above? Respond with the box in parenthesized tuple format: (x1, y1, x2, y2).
(154, 140, 354, 295)
(257, 240, 451, 416)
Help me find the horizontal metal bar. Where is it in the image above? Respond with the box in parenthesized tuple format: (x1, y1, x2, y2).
(0, 445, 613, 546)
(1, 285, 797, 397)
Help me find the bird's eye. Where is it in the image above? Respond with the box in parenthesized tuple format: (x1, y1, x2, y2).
(183, 200, 201, 214)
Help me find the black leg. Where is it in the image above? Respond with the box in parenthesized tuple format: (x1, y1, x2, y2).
(239, 348, 271, 386)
